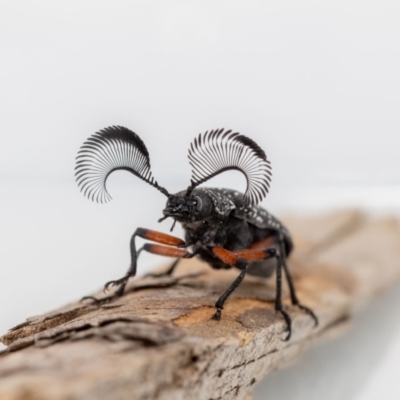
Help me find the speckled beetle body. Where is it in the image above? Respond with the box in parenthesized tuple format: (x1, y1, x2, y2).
(76, 126, 317, 340)
(180, 187, 293, 278)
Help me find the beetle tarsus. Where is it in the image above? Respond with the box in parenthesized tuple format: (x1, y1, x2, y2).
(277, 309, 292, 341)
(81, 294, 117, 305)
(104, 276, 130, 291)
(297, 304, 319, 326)
(212, 308, 222, 320)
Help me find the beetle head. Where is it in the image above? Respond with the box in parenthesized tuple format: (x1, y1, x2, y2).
(162, 190, 213, 223)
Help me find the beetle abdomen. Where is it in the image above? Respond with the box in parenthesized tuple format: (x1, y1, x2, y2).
(202, 187, 293, 256)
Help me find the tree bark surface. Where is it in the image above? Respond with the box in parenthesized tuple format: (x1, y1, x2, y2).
(1, 210, 400, 400)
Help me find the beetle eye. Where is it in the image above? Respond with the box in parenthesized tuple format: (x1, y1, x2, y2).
(194, 196, 203, 211)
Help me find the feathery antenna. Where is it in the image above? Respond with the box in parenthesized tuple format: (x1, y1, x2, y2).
(186, 129, 272, 206)
(75, 126, 169, 203)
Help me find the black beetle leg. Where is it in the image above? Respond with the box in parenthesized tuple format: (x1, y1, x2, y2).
(104, 228, 187, 291)
(211, 246, 293, 340)
(209, 246, 249, 320)
(96, 244, 192, 303)
(213, 265, 248, 321)
(82, 228, 187, 304)
(102, 240, 143, 294)
(279, 240, 318, 327)
(272, 249, 292, 341)
(81, 278, 127, 305)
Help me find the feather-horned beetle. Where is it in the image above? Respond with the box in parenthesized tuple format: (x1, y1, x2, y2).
(75, 126, 318, 340)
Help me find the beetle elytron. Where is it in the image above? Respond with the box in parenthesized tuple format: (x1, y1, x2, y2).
(75, 126, 318, 340)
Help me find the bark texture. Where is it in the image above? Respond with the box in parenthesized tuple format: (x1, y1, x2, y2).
(1, 210, 400, 400)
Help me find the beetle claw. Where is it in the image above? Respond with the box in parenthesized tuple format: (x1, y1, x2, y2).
(104, 281, 116, 291)
(277, 309, 292, 341)
(212, 308, 222, 321)
(81, 294, 116, 305)
(104, 276, 129, 292)
(297, 304, 319, 327)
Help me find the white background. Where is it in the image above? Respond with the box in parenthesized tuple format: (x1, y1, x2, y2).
(0, 1, 399, 399)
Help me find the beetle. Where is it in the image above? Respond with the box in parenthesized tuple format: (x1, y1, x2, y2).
(75, 126, 318, 340)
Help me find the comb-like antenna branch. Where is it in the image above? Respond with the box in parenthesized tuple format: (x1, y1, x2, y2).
(186, 129, 272, 206)
(75, 126, 169, 203)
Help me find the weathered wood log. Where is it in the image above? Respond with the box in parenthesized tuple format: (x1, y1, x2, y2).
(1, 210, 399, 400)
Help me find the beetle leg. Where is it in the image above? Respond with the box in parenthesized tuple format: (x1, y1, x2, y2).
(143, 242, 198, 278)
(211, 247, 286, 324)
(131, 228, 186, 246)
(81, 283, 126, 305)
(82, 245, 194, 305)
(211, 246, 293, 340)
(272, 249, 292, 341)
(104, 228, 187, 291)
(140, 243, 192, 258)
(210, 247, 249, 320)
(82, 228, 188, 305)
(212, 266, 248, 320)
(237, 247, 292, 340)
(279, 240, 319, 327)
(248, 235, 277, 250)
